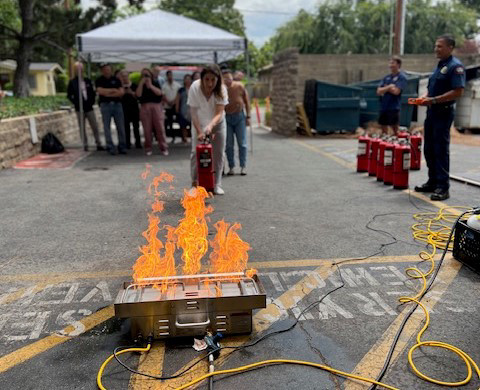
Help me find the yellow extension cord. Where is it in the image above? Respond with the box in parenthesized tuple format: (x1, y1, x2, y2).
(96, 343, 151, 390)
(405, 206, 480, 387)
(97, 206, 480, 389)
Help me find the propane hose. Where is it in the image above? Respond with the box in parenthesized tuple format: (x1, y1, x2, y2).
(97, 342, 151, 390)
(175, 359, 399, 390)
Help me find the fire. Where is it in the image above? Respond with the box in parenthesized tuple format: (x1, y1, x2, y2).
(132, 170, 253, 290)
(174, 187, 213, 275)
(149, 172, 174, 196)
(141, 163, 152, 180)
(209, 220, 250, 274)
(133, 171, 177, 291)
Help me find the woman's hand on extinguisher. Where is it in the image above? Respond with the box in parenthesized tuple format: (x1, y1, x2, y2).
(204, 124, 215, 140)
(197, 131, 205, 141)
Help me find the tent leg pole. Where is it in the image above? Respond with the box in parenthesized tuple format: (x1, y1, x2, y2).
(87, 54, 91, 79)
(77, 58, 85, 151)
(245, 38, 253, 155)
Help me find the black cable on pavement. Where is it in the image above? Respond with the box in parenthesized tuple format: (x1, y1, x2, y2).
(367, 210, 469, 390)
(111, 207, 433, 383)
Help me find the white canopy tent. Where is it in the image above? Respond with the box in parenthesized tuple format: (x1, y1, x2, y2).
(74, 10, 253, 153)
(76, 10, 246, 64)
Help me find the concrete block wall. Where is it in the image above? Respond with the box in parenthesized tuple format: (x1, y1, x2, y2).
(270, 49, 480, 136)
(296, 54, 442, 102)
(0, 107, 101, 169)
(271, 48, 300, 136)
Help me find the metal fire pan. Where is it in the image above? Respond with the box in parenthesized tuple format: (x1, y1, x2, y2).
(114, 273, 266, 319)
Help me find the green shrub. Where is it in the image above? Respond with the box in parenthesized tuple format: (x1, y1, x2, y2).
(4, 82, 13, 90)
(129, 71, 141, 85)
(0, 95, 71, 120)
(55, 73, 69, 93)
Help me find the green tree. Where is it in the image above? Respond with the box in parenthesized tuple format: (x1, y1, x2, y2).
(459, 0, 480, 13)
(0, 0, 144, 97)
(159, 0, 245, 37)
(268, 0, 477, 56)
(405, 0, 476, 53)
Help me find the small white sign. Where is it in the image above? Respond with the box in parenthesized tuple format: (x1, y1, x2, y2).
(357, 143, 367, 156)
(384, 150, 393, 166)
(403, 152, 411, 170)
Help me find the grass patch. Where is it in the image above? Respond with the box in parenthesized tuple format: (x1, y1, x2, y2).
(0, 95, 71, 120)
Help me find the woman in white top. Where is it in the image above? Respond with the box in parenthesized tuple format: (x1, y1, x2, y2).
(187, 64, 229, 195)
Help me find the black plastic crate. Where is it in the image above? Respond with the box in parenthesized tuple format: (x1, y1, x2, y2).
(453, 220, 480, 273)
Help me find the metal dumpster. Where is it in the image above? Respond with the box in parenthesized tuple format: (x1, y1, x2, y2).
(455, 79, 480, 130)
(314, 81, 362, 133)
(351, 76, 420, 127)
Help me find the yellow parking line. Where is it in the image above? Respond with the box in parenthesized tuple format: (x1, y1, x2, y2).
(0, 255, 424, 285)
(0, 284, 47, 305)
(0, 254, 424, 376)
(293, 139, 465, 214)
(140, 262, 336, 389)
(0, 305, 114, 374)
(292, 140, 356, 170)
(129, 342, 165, 390)
(0, 269, 132, 283)
(344, 254, 461, 389)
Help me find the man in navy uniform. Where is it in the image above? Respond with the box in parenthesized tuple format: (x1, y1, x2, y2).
(414, 35, 465, 201)
(376, 56, 407, 135)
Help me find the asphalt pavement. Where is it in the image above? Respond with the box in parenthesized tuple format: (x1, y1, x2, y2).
(1, 126, 480, 390)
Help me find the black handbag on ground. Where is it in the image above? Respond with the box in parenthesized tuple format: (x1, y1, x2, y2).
(41, 132, 65, 154)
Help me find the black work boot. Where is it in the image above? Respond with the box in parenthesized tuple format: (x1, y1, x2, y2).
(414, 182, 436, 193)
(431, 188, 449, 201)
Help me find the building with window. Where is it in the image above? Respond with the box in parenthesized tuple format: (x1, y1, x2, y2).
(0, 61, 65, 96)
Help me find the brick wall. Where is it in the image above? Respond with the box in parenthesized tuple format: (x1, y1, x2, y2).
(271, 48, 300, 136)
(0, 107, 101, 169)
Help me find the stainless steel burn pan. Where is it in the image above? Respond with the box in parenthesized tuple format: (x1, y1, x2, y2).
(114, 272, 267, 339)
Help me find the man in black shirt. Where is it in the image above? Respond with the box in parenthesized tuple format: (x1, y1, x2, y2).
(118, 70, 141, 149)
(95, 63, 127, 155)
(67, 62, 104, 151)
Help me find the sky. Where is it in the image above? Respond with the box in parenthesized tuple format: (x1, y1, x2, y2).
(80, 0, 321, 47)
(234, 0, 320, 46)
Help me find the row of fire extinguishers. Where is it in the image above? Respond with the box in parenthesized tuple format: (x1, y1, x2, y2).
(356, 130, 422, 189)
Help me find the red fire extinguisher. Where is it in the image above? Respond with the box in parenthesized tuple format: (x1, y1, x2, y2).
(369, 136, 380, 177)
(376, 137, 388, 182)
(383, 137, 395, 185)
(357, 134, 371, 172)
(410, 132, 422, 170)
(397, 129, 409, 140)
(393, 139, 411, 189)
(196, 136, 215, 192)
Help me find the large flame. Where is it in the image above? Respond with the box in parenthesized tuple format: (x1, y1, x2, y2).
(174, 187, 213, 275)
(132, 169, 253, 290)
(133, 169, 177, 291)
(209, 220, 250, 274)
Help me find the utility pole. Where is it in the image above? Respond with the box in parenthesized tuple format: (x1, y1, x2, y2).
(393, 0, 406, 55)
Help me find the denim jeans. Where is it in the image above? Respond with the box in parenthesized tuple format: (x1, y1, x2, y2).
(225, 111, 247, 168)
(100, 102, 126, 152)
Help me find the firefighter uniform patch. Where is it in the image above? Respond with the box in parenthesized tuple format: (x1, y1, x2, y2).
(440, 66, 448, 74)
(455, 67, 464, 74)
